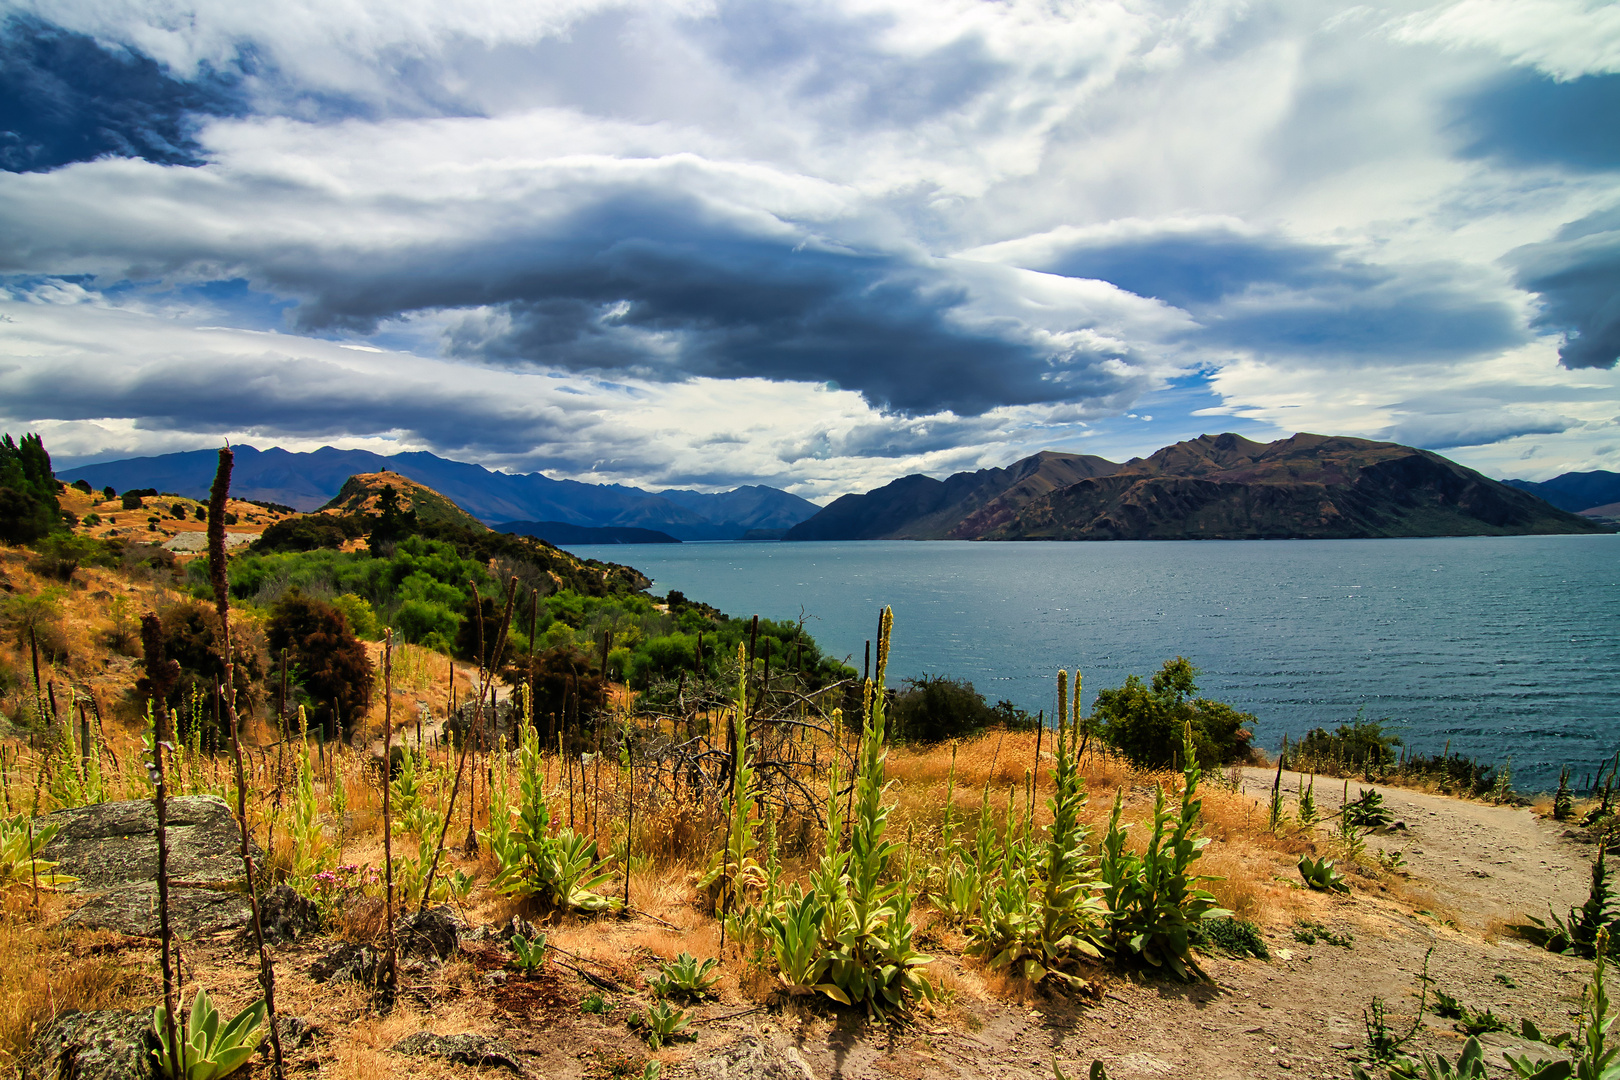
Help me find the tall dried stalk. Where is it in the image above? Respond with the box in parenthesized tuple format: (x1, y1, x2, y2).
(420, 576, 517, 913)
(382, 629, 398, 998)
(140, 614, 183, 1079)
(207, 448, 286, 1078)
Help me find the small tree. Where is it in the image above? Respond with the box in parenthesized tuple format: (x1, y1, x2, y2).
(504, 645, 607, 747)
(0, 433, 62, 544)
(266, 591, 373, 741)
(1094, 657, 1256, 769)
(889, 674, 1001, 743)
(135, 601, 265, 739)
(367, 485, 416, 556)
(456, 592, 514, 671)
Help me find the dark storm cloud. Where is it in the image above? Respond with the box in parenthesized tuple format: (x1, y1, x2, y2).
(0, 16, 242, 172)
(1036, 230, 1352, 309)
(1007, 224, 1524, 362)
(1510, 204, 1620, 369)
(247, 192, 1153, 417)
(1451, 71, 1620, 173)
(0, 345, 603, 458)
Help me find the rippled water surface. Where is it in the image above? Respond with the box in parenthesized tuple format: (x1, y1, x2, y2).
(565, 535, 1620, 791)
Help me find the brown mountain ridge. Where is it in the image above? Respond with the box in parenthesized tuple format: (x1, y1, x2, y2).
(785, 432, 1610, 541)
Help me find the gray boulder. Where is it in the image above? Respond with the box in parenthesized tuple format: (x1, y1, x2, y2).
(20, 1009, 157, 1080)
(40, 795, 258, 937)
(686, 1036, 819, 1080)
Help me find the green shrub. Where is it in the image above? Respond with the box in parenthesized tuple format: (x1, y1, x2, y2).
(267, 590, 374, 740)
(1295, 713, 1402, 775)
(890, 674, 1003, 743)
(1092, 658, 1255, 769)
(1189, 917, 1269, 959)
(330, 593, 381, 641)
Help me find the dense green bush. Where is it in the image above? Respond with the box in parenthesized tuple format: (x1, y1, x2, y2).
(251, 515, 364, 553)
(266, 591, 374, 740)
(0, 433, 63, 545)
(889, 674, 1002, 743)
(134, 600, 265, 738)
(1295, 714, 1402, 773)
(26, 534, 121, 581)
(1093, 657, 1256, 769)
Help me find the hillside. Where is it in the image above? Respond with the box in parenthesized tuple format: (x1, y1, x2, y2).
(785, 433, 1608, 541)
(1504, 470, 1620, 513)
(991, 432, 1607, 540)
(497, 520, 681, 545)
(783, 450, 1119, 540)
(57, 445, 820, 540)
(318, 471, 488, 531)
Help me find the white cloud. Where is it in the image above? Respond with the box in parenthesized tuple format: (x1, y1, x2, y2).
(1, 0, 1616, 492)
(1392, 0, 1620, 81)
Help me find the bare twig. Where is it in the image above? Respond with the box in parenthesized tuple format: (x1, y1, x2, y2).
(208, 447, 286, 1079)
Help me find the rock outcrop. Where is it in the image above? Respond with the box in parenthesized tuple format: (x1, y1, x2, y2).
(40, 795, 256, 937)
(20, 1009, 157, 1080)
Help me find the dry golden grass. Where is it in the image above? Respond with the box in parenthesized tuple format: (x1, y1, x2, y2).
(0, 892, 151, 1075)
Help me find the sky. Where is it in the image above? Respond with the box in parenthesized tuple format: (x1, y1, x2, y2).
(0, 0, 1616, 500)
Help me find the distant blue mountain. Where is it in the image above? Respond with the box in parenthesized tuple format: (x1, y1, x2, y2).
(57, 446, 819, 541)
(1503, 471, 1620, 513)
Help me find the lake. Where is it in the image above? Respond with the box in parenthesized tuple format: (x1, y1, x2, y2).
(563, 535, 1620, 792)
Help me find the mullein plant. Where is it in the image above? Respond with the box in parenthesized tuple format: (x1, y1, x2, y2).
(763, 608, 934, 1014)
(698, 643, 766, 919)
(1298, 773, 1319, 826)
(485, 716, 618, 912)
(934, 747, 987, 924)
(1097, 722, 1230, 980)
(287, 708, 330, 895)
(1556, 767, 1575, 822)
(967, 670, 1105, 986)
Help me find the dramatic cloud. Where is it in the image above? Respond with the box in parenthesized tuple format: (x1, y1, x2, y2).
(1509, 203, 1620, 370)
(1, 0, 1617, 487)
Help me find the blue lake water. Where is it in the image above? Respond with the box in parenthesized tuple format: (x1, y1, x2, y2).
(564, 535, 1620, 792)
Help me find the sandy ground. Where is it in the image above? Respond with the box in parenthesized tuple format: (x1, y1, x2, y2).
(710, 771, 1599, 1080)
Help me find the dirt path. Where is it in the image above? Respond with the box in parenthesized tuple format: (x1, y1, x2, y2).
(720, 772, 1603, 1080)
(1235, 768, 1590, 927)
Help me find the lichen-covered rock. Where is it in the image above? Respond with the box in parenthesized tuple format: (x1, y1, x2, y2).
(687, 1036, 818, 1080)
(38, 795, 259, 937)
(21, 1009, 158, 1080)
(250, 884, 322, 945)
(42, 796, 251, 890)
(396, 905, 465, 961)
(68, 884, 253, 938)
(390, 1032, 525, 1075)
(310, 942, 382, 985)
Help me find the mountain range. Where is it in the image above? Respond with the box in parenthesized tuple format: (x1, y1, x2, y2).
(58, 446, 819, 541)
(784, 433, 1610, 541)
(1503, 471, 1620, 516)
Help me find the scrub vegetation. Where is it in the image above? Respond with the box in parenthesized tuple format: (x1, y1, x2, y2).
(0, 431, 1596, 1080)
